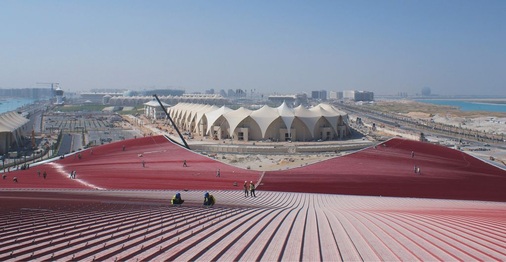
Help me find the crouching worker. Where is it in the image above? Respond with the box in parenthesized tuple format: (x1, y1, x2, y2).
(171, 192, 184, 206)
(203, 192, 215, 207)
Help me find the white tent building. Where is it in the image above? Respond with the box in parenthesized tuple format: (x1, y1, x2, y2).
(167, 102, 350, 142)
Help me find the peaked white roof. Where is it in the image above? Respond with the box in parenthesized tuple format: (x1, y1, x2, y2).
(205, 106, 233, 134)
(194, 105, 219, 132)
(223, 107, 253, 136)
(170, 102, 348, 139)
(277, 102, 295, 136)
(293, 105, 320, 137)
(319, 103, 345, 115)
(250, 105, 281, 138)
(187, 104, 208, 124)
(310, 105, 338, 134)
(144, 99, 169, 107)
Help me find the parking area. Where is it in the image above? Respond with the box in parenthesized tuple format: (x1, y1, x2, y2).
(43, 112, 120, 132)
(42, 112, 142, 148)
(87, 129, 141, 146)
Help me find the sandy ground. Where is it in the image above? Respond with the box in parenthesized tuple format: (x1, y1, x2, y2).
(377, 100, 506, 136)
(369, 100, 506, 167)
(405, 111, 506, 136)
(210, 152, 340, 171)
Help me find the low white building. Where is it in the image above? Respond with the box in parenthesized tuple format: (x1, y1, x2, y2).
(144, 99, 170, 120)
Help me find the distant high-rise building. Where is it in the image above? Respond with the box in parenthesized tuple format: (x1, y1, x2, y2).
(311, 90, 327, 100)
(0, 88, 52, 99)
(328, 91, 343, 100)
(354, 91, 374, 101)
(343, 90, 374, 101)
(421, 87, 431, 96)
(235, 89, 246, 97)
(397, 92, 408, 98)
(343, 90, 355, 100)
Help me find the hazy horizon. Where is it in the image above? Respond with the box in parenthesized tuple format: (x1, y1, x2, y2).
(1, 1, 505, 96)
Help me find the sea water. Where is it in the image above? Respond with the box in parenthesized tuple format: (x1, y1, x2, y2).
(417, 99, 506, 113)
(0, 98, 36, 114)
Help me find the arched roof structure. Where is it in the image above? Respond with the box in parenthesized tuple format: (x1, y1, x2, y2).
(205, 106, 233, 134)
(222, 107, 253, 137)
(249, 105, 280, 138)
(277, 102, 296, 136)
(293, 105, 320, 137)
(194, 105, 219, 132)
(310, 105, 338, 134)
(168, 102, 350, 141)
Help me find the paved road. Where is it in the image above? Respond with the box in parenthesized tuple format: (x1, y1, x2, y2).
(57, 134, 72, 156)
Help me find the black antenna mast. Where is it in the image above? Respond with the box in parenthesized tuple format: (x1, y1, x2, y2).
(153, 94, 190, 149)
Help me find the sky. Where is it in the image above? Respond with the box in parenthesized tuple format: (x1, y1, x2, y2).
(0, 0, 505, 96)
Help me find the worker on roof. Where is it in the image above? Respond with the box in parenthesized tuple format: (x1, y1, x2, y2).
(250, 181, 256, 197)
(171, 192, 184, 206)
(244, 181, 249, 197)
(203, 192, 215, 207)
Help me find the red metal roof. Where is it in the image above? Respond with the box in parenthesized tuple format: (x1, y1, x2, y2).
(1, 135, 505, 260)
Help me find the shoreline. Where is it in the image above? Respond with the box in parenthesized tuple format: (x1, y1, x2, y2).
(415, 98, 506, 112)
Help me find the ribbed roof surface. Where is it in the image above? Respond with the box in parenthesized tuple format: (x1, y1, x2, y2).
(0, 190, 504, 261)
(0, 111, 29, 132)
(1, 135, 505, 261)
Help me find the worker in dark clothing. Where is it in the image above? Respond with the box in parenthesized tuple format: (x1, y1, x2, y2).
(171, 192, 184, 205)
(203, 192, 215, 207)
(244, 181, 249, 197)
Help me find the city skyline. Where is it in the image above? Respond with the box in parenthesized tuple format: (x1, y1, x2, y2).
(1, 0, 505, 96)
